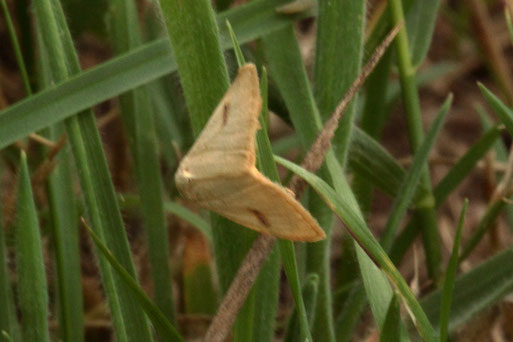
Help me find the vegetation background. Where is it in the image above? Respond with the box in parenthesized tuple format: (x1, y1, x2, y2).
(1, 0, 513, 341)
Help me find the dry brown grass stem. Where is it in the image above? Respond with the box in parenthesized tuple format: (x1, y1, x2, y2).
(205, 25, 401, 342)
(204, 234, 275, 342)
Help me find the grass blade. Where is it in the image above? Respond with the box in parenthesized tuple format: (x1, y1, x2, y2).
(422, 248, 513, 332)
(227, 29, 282, 342)
(34, 0, 154, 340)
(15, 152, 50, 342)
(381, 96, 452, 250)
(379, 295, 402, 342)
(108, 0, 175, 322)
(0, 0, 309, 152)
(82, 220, 184, 342)
(183, 231, 218, 315)
(478, 82, 513, 135)
(434, 126, 501, 204)
(261, 25, 336, 342)
(405, 0, 441, 67)
(36, 27, 84, 342)
(389, 0, 441, 280)
(314, 0, 365, 164)
(275, 155, 438, 342)
(0, 0, 30, 95)
(439, 199, 467, 342)
(161, 0, 260, 302)
(283, 274, 319, 342)
(0, 199, 20, 342)
(119, 194, 213, 244)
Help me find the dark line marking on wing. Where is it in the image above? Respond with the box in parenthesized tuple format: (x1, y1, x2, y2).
(222, 103, 230, 126)
(248, 208, 270, 227)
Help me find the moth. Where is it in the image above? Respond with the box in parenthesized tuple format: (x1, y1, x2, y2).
(175, 64, 325, 242)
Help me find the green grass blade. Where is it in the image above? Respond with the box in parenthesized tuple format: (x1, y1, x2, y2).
(46, 145, 84, 342)
(349, 128, 407, 198)
(0, 0, 31, 95)
(478, 82, 513, 135)
(0, 39, 174, 151)
(261, 25, 336, 342)
(227, 31, 282, 342)
(161, 0, 229, 135)
(439, 199, 467, 342)
(183, 234, 218, 315)
(15, 152, 50, 342)
(252, 67, 283, 342)
(353, 49, 393, 213)
(506, 9, 513, 45)
(164, 202, 212, 241)
(422, 248, 513, 333)
(0, 201, 21, 342)
(459, 199, 504, 261)
(161, 0, 261, 303)
(381, 96, 452, 250)
(118, 194, 213, 243)
(405, 0, 441, 68)
(217, 0, 310, 49)
(36, 27, 84, 342)
(275, 156, 438, 342)
(379, 295, 401, 342)
(82, 221, 184, 342)
(389, 0, 441, 280)
(389, 124, 502, 264)
(34, 0, 154, 340)
(108, 0, 175, 322)
(314, 0, 365, 164)
(476, 105, 513, 231)
(284, 274, 319, 342)
(0, 0, 309, 151)
(433, 125, 501, 205)
(262, 22, 402, 342)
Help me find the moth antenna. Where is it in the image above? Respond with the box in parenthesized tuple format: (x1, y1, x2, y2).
(289, 23, 401, 197)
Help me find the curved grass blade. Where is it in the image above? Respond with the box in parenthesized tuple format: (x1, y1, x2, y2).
(82, 219, 184, 342)
(15, 152, 50, 342)
(439, 199, 467, 342)
(275, 155, 438, 342)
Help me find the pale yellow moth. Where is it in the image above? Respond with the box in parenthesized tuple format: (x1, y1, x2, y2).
(175, 64, 325, 242)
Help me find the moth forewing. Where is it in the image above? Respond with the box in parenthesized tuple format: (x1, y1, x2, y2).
(175, 64, 325, 242)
